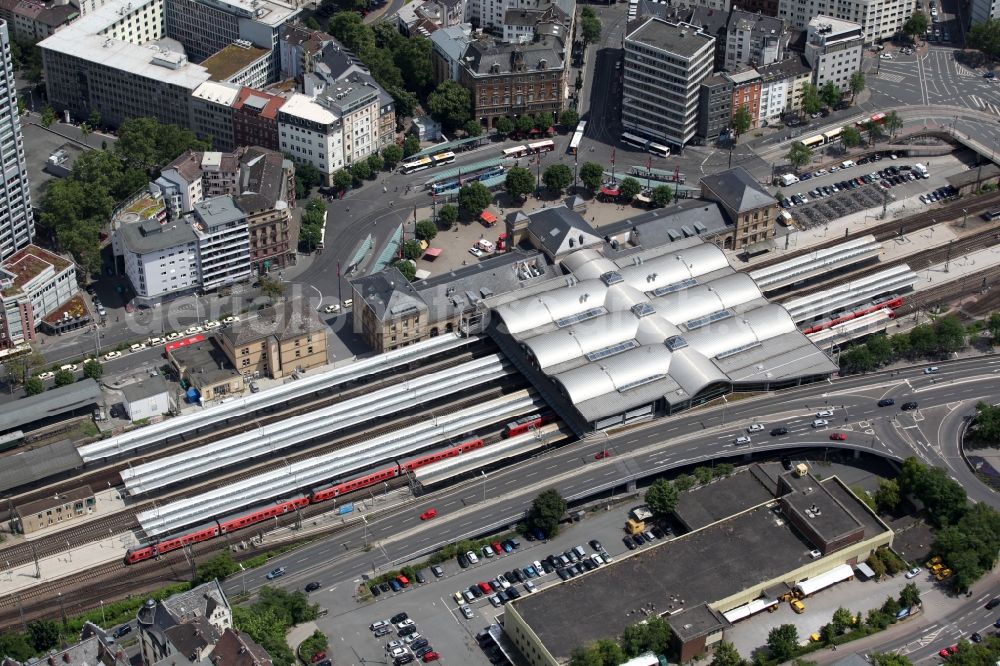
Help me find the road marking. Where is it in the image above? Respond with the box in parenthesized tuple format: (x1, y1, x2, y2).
(879, 72, 906, 83)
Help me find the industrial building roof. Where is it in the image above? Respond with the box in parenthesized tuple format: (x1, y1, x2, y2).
(0, 379, 102, 434)
(491, 241, 836, 424)
(0, 439, 82, 494)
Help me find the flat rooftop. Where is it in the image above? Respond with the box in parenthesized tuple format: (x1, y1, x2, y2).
(626, 18, 713, 58)
(169, 339, 240, 387)
(204, 0, 299, 27)
(0, 245, 72, 297)
(673, 469, 775, 531)
(201, 43, 270, 81)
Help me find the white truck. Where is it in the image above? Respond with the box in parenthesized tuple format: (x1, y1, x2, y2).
(779, 173, 800, 186)
(913, 163, 929, 179)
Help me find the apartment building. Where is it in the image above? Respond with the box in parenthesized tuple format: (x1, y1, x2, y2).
(622, 18, 714, 148)
(756, 56, 810, 124)
(0, 245, 76, 347)
(0, 20, 34, 261)
(232, 86, 284, 150)
(277, 92, 343, 184)
(189, 80, 241, 151)
(191, 196, 251, 291)
(723, 9, 788, 71)
(200, 41, 272, 89)
(468, 0, 572, 33)
(697, 73, 733, 141)
(430, 23, 473, 83)
(153, 151, 205, 218)
(459, 33, 567, 128)
(113, 216, 199, 305)
(137, 581, 233, 666)
(0, 0, 78, 41)
(219, 296, 326, 379)
(235, 147, 296, 273)
(779, 0, 910, 43)
(803, 16, 863, 92)
(726, 68, 762, 129)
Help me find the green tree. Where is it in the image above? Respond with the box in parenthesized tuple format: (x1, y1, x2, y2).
(496, 116, 514, 137)
(366, 152, 384, 173)
(115, 117, 210, 174)
(559, 108, 579, 129)
(88, 109, 101, 130)
(581, 13, 602, 44)
(972, 401, 1000, 443)
(619, 176, 642, 201)
(40, 106, 55, 128)
(294, 162, 323, 199)
(392, 36, 436, 98)
(195, 552, 239, 584)
(842, 345, 876, 373)
(579, 161, 605, 191)
(458, 181, 492, 217)
(874, 478, 901, 512)
(651, 185, 673, 208)
(393, 260, 416, 281)
(403, 135, 421, 158)
(464, 119, 483, 137)
(934, 314, 966, 353)
(24, 376, 44, 396)
(259, 276, 285, 302)
(801, 83, 822, 115)
(673, 473, 695, 492)
(542, 164, 573, 193)
(885, 110, 904, 139)
(54, 368, 75, 387)
(438, 204, 459, 228)
(528, 488, 567, 537)
(535, 111, 554, 131)
(27, 619, 60, 651)
(694, 466, 714, 485)
(505, 166, 536, 200)
(841, 125, 862, 148)
(881, 595, 901, 618)
(382, 144, 403, 170)
(899, 582, 921, 609)
(305, 15, 321, 29)
(427, 80, 472, 131)
(870, 654, 914, 666)
(820, 81, 842, 109)
(766, 624, 799, 662)
(515, 114, 536, 136)
(831, 607, 856, 632)
(904, 12, 929, 41)
(787, 141, 813, 170)
(849, 70, 867, 103)
(569, 647, 603, 666)
(299, 224, 322, 252)
(968, 18, 1000, 63)
(732, 105, 752, 139)
(645, 478, 679, 518)
(415, 220, 438, 241)
(349, 160, 372, 182)
(866, 334, 893, 366)
(863, 119, 884, 146)
(82, 359, 103, 380)
(298, 630, 329, 662)
(989, 312, 1000, 344)
(402, 240, 423, 260)
(0, 632, 35, 661)
(332, 169, 353, 192)
(594, 639, 626, 666)
(710, 641, 747, 666)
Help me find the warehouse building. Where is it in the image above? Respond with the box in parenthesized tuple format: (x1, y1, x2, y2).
(504, 464, 894, 665)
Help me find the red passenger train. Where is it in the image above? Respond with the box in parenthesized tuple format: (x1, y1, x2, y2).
(801, 295, 903, 335)
(122, 416, 547, 565)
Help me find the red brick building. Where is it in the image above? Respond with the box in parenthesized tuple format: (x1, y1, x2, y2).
(232, 87, 285, 152)
(726, 69, 762, 130)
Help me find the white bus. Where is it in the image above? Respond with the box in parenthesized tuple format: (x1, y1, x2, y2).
(316, 224, 326, 250)
(568, 121, 587, 155)
(399, 156, 433, 174)
(527, 139, 555, 154)
(621, 132, 649, 149)
(647, 141, 670, 157)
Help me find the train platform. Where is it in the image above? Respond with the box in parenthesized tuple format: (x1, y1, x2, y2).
(910, 242, 1000, 293)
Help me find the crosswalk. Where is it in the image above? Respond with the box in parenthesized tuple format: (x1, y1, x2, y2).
(954, 63, 978, 77)
(969, 95, 1000, 115)
(877, 72, 906, 83)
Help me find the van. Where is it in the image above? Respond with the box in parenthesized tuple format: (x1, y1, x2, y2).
(343, 298, 353, 309)
(777, 210, 794, 226)
(841, 160, 855, 169)
(779, 173, 799, 186)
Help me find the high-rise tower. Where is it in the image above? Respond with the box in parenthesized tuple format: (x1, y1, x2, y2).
(0, 20, 34, 260)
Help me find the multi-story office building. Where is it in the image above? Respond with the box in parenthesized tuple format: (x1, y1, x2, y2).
(200, 41, 272, 89)
(697, 73, 733, 141)
(971, 0, 1000, 25)
(459, 33, 567, 128)
(0, 0, 78, 41)
(723, 9, 788, 71)
(622, 18, 714, 148)
(277, 92, 343, 184)
(189, 80, 241, 151)
(0, 21, 33, 261)
(165, 0, 299, 80)
(803, 16, 863, 92)
(779, 0, 910, 43)
(232, 86, 284, 150)
(0, 245, 76, 347)
(191, 195, 251, 291)
(113, 217, 200, 305)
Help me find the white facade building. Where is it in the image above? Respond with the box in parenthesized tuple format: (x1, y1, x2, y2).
(0, 20, 34, 261)
(113, 218, 200, 305)
(803, 16, 863, 92)
(779, 0, 912, 43)
(622, 17, 715, 148)
(277, 92, 343, 184)
(0, 245, 76, 347)
(122, 376, 172, 422)
(191, 195, 250, 291)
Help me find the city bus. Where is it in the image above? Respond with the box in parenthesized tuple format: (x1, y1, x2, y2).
(647, 141, 670, 157)
(527, 139, 555, 154)
(621, 132, 649, 149)
(316, 224, 325, 250)
(568, 121, 587, 155)
(855, 112, 887, 128)
(822, 127, 842, 144)
(800, 134, 825, 149)
(399, 151, 456, 174)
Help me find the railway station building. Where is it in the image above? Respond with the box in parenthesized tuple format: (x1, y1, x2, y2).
(219, 296, 328, 379)
(14, 484, 96, 534)
(503, 463, 894, 665)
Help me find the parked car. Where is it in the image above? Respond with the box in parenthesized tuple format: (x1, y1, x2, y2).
(905, 567, 921, 579)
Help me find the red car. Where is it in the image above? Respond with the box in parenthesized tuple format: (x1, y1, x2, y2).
(420, 508, 437, 520)
(491, 541, 503, 555)
(422, 652, 440, 663)
(829, 432, 847, 441)
(310, 653, 326, 664)
(478, 581, 491, 594)
(939, 646, 957, 659)
(595, 450, 611, 460)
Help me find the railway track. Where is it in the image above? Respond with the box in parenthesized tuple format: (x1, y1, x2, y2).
(750, 190, 1000, 272)
(898, 264, 1000, 314)
(0, 343, 488, 523)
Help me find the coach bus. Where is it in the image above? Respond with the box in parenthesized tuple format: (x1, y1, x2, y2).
(647, 141, 670, 157)
(621, 132, 648, 149)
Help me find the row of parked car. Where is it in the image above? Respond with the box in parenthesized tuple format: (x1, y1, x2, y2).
(919, 185, 959, 205)
(623, 527, 666, 550)
(457, 537, 521, 569)
(370, 613, 440, 664)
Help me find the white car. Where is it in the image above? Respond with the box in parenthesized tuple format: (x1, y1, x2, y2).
(129, 343, 146, 353)
(880, 53, 894, 59)
(403, 633, 421, 645)
(524, 580, 537, 593)
(816, 409, 834, 417)
(37, 371, 54, 380)
(166, 332, 182, 341)
(469, 247, 486, 258)
(59, 364, 78, 372)
(103, 351, 122, 361)
(147, 337, 165, 346)
(184, 326, 204, 335)
(395, 619, 415, 630)
(323, 304, 341, 313)
(533, 560, 544, 574)
(734, 435, 751, 445)
(482, 545, 494, 558)
(905, 567, 921, 579)
(460, 605, 474, 619)
(385, 640, 404, 652)
(223, 316, 239, 324)
(747, 423, 765, 433)
(812, 419, 829, 428)
(388, 647, 407, 659)
(370, 620, 389, 631)
(203, 320, 221, 329)
(466, 550, 479, 564)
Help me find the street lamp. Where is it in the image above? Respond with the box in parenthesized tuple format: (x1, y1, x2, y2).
(100, 600, 106, 626)
(481, 471, 487, 503)
(361, 514, 369, 549)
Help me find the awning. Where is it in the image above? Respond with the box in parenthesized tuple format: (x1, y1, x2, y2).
(166, 334, 206, 353)
(480, 211, 497, 224)
(424, 247, 442, 258)
(600, 187, 620, 196)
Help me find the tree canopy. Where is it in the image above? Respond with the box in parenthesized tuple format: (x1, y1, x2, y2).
(427, 80, 472, 131)
(579, 161, 605, 191)
(732, 106, 752, 138)
(767, 624, 799, 662)
(505, 166, 536, 200)
(645, 478, 679, 518)
(787, 142, 813, 170)
(458, 181, 492, 217)
(542, 164, 573, 193)
(527, 489, 567, 537)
